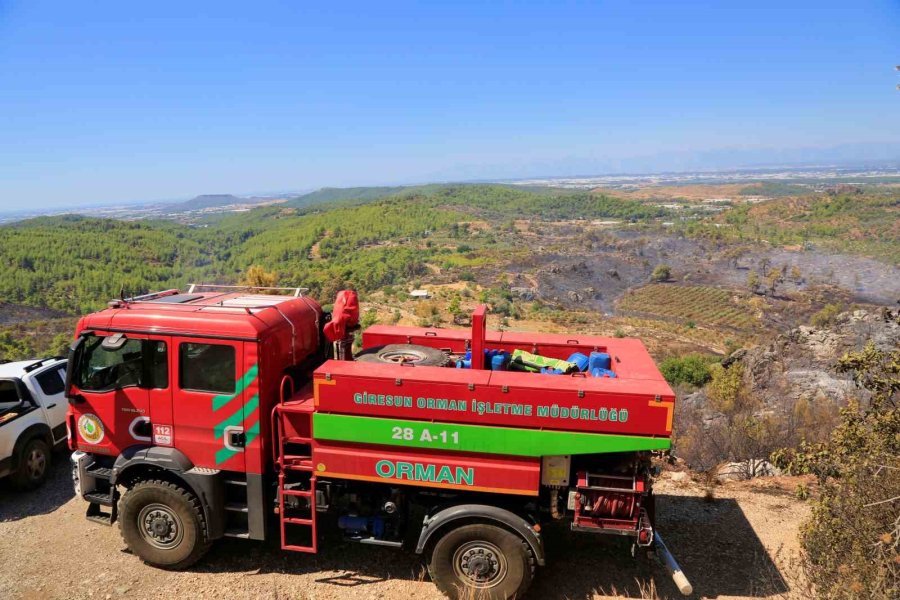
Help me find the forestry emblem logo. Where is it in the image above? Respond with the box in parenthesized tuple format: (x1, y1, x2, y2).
(78, 414, 104, 445)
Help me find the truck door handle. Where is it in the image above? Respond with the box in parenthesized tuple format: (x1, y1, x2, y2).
(223, 425, 246, 451)
(46, 403, 57, 409)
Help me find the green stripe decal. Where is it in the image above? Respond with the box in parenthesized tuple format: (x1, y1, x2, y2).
(212, 364, 259, 411)
(214, 394, 259, 440)
(245, 420, 261, 445)
(215, 446, 236, 465)
(211, 363, 261, 465)
(312, 413, 670, 457)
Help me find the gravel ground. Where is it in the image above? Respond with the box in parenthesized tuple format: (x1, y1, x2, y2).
(0, 453, 809, 600)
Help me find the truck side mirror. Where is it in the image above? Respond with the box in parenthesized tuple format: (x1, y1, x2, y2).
(65, 335, 87, 402)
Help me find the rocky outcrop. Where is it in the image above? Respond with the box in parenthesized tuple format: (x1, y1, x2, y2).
(510, 287, 536, 301)
(717, 460, 782, 481)
(677, 308, 899, 476)
(739, 309, 898, 408)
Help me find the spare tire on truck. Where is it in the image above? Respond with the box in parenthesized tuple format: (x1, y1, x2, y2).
(355, 344, 451, 367)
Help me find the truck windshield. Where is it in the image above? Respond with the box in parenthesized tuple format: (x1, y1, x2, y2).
(74, 336, 168, 392)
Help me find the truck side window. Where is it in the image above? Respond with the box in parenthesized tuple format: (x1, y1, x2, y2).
(179, 343, 235, 394)
(35, 368, 66, 396)
(75, 337, 167, 392)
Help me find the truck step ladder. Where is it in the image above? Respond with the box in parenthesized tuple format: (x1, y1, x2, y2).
(273, 391, 318, 553)
(84, 461, 118, 526)
(222, 476, 251, 539)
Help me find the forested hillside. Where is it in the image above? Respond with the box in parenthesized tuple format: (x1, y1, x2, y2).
(1, 184, 895, 325)
(287, 183, 667, 221)
(1, 185, 661, 315)
(287, 186, 409, 208)
(682, 188, 900, 264)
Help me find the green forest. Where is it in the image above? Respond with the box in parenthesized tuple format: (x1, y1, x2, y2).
(0, 185, 664, 316)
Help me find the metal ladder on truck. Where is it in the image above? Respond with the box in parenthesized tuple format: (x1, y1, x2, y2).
(272, 383, 318, 553)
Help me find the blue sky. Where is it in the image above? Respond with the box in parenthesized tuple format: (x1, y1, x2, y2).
(1, 1, 899, 209)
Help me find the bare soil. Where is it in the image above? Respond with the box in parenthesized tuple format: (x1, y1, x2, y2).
(0, 454, 810, 600)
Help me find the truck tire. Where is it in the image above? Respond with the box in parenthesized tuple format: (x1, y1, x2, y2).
(356, 344, 451, 367)
(119, 479, 210, 570)
(428, 523, 535, 600)
(10, 438, 50, 491)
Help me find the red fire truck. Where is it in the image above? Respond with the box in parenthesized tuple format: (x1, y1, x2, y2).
(65, 285, 691, 598)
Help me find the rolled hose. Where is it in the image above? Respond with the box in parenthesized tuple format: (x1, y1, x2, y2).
(653, 531, 693, 596)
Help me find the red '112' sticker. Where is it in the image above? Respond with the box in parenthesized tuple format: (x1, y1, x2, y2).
(153, 424, 173, 446)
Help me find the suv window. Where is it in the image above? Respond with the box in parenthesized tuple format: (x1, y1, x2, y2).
(0, 380, 20, 408)
(75, 336, 168, 392)
(179, 343, 235, 394)
(35, 367, 65, 396)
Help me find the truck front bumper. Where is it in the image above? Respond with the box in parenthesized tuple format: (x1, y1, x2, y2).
(70, 450, 96, 499)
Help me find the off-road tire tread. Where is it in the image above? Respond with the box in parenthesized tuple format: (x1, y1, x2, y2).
(428, 523, 535, 600)
(355, 344, 451, 367)
(119, 479, 210, 570)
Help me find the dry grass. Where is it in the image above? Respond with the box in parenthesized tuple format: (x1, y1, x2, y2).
(597, 579, 661, 599)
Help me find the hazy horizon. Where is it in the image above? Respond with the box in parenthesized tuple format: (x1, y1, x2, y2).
(2, 155, 899, 219)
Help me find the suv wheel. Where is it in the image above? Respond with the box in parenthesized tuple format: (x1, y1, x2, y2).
(10, 438, 50, 491)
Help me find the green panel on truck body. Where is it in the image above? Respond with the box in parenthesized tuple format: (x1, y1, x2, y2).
(312, 413, 670, 457)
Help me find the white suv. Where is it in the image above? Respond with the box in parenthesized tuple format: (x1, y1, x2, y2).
(0, 358, 69, 490)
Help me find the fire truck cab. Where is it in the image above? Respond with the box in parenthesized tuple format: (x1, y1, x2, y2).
(67, 287, 324, 540)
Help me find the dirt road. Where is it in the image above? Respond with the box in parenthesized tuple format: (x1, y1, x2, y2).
(0, 453, 808, 600)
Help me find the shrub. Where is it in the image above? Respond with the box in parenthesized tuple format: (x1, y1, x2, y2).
(240, 265, 277, 289)
(707, 363, 745, 413)
(746, 270, 760, 293)
(810, 303, 843, 328)
(659, 354, 716, 387)
(360, 308, 378, 329)
(448, 295, 461, 316)
(650, 264, 671, 282)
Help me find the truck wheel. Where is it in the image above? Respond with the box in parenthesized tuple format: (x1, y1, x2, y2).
(428, 524, 534, 600)
(356, 344, 451, 367)
(10, 438, 50, 490)
(119, 480, 210, 570)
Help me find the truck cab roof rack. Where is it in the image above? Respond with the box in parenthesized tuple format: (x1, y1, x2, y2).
(23, 356, 66, 373)
(188, 283, 308, 297)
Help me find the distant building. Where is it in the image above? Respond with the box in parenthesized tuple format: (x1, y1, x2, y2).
(410, 289, 431, 299)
